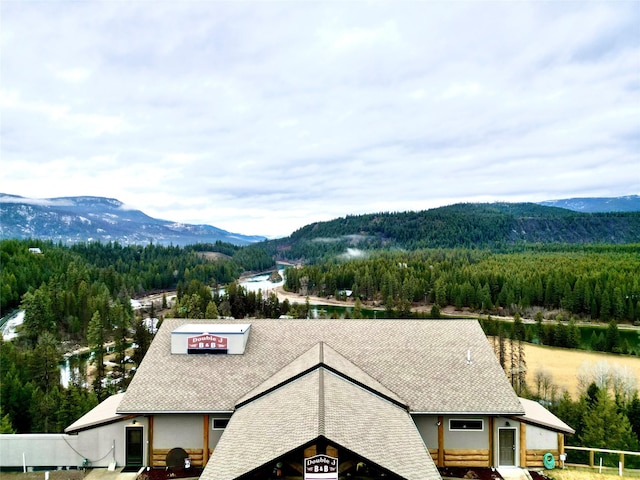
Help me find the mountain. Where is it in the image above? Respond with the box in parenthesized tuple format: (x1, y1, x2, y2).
(539, 195, 640, 212)
(260, 202, 640, 261)
(0, 194, 265, 246)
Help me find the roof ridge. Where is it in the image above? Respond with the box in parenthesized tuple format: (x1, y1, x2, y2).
(236, 340, 409, 411)
(318, 367, 325, 436)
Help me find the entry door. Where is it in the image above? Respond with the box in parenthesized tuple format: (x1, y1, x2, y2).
(498, 428, 516, 466)
(126, 426, 144, 466)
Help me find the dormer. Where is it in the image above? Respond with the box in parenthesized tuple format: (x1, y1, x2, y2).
(170, 323, 251, 355)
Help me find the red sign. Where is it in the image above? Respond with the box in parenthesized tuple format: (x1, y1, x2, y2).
(188, 334, 228, 350)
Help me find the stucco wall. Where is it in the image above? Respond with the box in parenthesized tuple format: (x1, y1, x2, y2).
(210, 415, 231, 450)
(444, 416, 490, 450)
(526, 423, 558, 450)
(412, 415, 438, 449)
(0, 417, 146, 468)
(153, 414, 203, 450)
(412, 415, 491, 450)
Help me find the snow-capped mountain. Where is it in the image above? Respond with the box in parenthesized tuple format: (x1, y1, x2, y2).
(539, 195, 640, 213)
(0, 194, 265, 246)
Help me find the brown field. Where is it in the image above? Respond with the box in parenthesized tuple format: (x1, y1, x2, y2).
(547, 467, 640, 479)
(522, 343, 640, 399)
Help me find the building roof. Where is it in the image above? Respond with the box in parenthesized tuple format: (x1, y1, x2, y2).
(203, 367, 440, 480)
(515, 397, 575, 434)
(65, 392, 129, 433)
(118, 318, 524, 415)
(236, 341, 406, 408)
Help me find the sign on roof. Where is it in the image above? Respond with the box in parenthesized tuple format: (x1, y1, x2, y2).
(304, 454, 338, 480)
(188, 334, 228, 350)
(170, 323, 251, 355)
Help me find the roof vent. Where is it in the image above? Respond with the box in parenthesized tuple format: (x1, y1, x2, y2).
(466, 349, 472, 365)
(171, 323, 251, 355)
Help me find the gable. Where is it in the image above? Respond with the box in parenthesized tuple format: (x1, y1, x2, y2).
(203, 368, 440, 480)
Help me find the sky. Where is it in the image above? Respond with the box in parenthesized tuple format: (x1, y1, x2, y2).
(1, 1, 638, 238)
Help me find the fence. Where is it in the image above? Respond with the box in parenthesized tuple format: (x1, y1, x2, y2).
(564, 446, 640, 474)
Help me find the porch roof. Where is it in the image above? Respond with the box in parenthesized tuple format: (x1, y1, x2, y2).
(65, 392, 128, 433)
(515, 397, 575, 434)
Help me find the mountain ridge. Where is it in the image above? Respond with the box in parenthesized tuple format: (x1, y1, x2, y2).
(1, 194, 638, 248)
(539, 195, 640, 212)
(0, 193, 265, 246)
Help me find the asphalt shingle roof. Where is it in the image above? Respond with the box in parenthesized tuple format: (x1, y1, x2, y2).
(236, 341, 406, 408)
(202, 368, 440, 480)
(117, 318, 523, 415)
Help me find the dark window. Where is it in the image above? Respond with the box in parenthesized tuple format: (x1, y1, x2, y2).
(213, 418, 229, 429)
(187, 348, 228, 355)
(449, 419, 484, 431)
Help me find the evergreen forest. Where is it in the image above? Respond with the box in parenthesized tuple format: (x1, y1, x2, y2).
(1, 211, 639, 459)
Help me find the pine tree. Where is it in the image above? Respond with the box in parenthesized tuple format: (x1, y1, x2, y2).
(605, 320, 620, 353)
(517, 340, 527, 395)
(205, 300, 219, 319)
(0, 407, 15, 434)
(581, 388, 637, 450)
(627, 393, 640, 443)
(352, 297, 363, 319)
(88, 311, 106, 400)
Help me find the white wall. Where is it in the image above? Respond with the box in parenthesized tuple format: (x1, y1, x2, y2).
(153, 414, 203, 450)
(526, 423, 558, 450)
(0, 417, 146, 468)
(1, 434, 83, 468)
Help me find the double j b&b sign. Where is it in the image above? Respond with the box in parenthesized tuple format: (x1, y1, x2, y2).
(187, 334, 228, 354)
(304, 454, 338, 480)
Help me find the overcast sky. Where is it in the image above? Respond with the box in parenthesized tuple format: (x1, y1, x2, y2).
(1, 1, 638, 238)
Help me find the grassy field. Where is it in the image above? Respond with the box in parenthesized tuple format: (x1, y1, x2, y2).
(522, 343, 640, 399)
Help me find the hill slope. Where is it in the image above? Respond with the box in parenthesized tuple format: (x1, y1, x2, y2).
(262, 202, 640, 260)
(0, 194, 265, 246)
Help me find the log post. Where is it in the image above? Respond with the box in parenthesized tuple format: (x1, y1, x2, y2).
(438, 416, 445, 467)
(488, 417, 494, 467)
(148, 415, 154, 467)
(203, 414, 210, 466)
(519, 423, 526, 467)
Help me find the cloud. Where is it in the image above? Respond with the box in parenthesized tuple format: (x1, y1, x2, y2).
(1, 1, 638, 238)
(0, 195, 73, 207)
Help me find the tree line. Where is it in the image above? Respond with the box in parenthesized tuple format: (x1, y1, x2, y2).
(283, 246, 640, 327)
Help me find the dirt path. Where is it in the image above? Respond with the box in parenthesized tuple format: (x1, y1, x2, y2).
(271, 286, 378, 308)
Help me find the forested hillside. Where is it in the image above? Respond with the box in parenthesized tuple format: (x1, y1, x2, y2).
(283, 245, 640, 327)
(0, 239, 273, 433)
(258, 203, 640, 262)
(2, 201, 639, 439)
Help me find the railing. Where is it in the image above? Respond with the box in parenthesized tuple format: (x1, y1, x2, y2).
(564, 446, 640, 474)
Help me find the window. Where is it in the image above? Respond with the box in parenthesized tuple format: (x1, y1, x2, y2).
(449, 419, 484, 431)
(212, 418, 229, 430)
